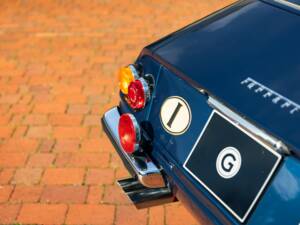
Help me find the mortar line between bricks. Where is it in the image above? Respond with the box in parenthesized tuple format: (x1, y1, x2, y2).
(6, 113, 14, 124)
(8, 184, 16, 202)
(101, 184, 107, 203)
(50, 139, 56, 153)
(84, 185, 89, 204)
(9, 168, 18, 186)
(37, 167, 46, 186)
(21, 126, 29, 138)
(10, 126, 18, 139)
(15, 201, 23, 223)
(63, 204, 70, 224)
(82, 167, 88, 186)
(112, 203, 117, 225)
(37, 185, 44, 203)
(164, 205, 167, 225)
(23, 153, 31, 168)
(52, 152, 59, 167)
(146, 208, 150, 225)
(23, 124, 30, 137)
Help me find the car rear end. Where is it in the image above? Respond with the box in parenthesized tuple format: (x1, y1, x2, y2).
(102, 0, 300, 224)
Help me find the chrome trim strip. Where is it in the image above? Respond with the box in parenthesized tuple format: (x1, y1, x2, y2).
(274, 0, 300, 10)
(208, 97, 290, 155)
(129, 64, 139, 79)
(139, 77, 151, 107)
(102, 107, 165, 188)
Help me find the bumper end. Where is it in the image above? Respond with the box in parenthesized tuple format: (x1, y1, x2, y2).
(101, 107, 165, 189)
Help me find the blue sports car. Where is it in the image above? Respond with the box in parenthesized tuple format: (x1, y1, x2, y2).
(102, 0, 300, 224)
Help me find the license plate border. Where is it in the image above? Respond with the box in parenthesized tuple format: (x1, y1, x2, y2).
(183, 109, 282, 223)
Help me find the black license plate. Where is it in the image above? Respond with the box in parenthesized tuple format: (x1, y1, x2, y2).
(184, 110, 281, 223)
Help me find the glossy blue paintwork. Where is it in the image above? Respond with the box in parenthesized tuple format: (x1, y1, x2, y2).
(145, 0, 300, 155)
(118, 0, 300, 224)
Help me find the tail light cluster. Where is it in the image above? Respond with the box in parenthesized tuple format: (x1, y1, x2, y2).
(118, 64, 151, 110)
(118, 64, 153, 154)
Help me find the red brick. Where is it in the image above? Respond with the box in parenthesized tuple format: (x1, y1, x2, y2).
(49, 114, 82, 126)
(67, 104, 90, 114)
(10, 104, 31, 114)
(11, 114, 23, 125)
(66, 204, 115, 225)
(20, 94, 32, 104)
(0, 94, 20, 104)
(110, 152, 125, 169)
(88, 94, 109, 104)
(53, 126, 87, 139)
(83, 85, 103, 95)
(103, 185, 130, 204)
(42, 168, 85, 185)
(0, 115, 11, 125)
(0, 139, 38, 153)
(12, 168, 43, 185)
(41, 185, 87, 203)
(80, 137, 113, 152)
(0, 186, 13, 203)
(0, 169, 15, 184)
(27, 126, 52, 138)
(83, 115, 99, 126)
(86, 168, 115, 185)
(27, 153, 55, 167)
(55, 93, 86, 104)
(0, 104, 9, 115)
(10, 186, 42, 203)
(34, 93, 53, 102)
(54, 152, 72, 167)
(98, 136, 114, 152)
(0, 204, 20, 224)
(13, 126, 28, 138)
(116, 205, 148, 225)
(23, 114, 48, 125)
(87, 186, 103, 204)
(89, 126, 102, 138)
(27, 63, 46, 76)
(54, 139, 80, 152)
(18, 204, 67, 225)
(115, 167, 130, 179)
(53, 85, 82, 94)
(33, 103, 66, 114)
(149, 206, 165, 225)
(166, 203, 198, 225)
(68, 153, 110, 168)
(0, 85, 18, 94)
(0, 153, 28, 167)
(91, 104, 103, 114)
(38, 139, 55, 153)
(0, 126, 13, 138)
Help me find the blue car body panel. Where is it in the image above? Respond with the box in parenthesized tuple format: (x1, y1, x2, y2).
(117, 0, 300, 224)
(145, 0, 300, 154)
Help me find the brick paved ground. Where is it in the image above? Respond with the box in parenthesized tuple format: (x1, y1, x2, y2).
(0, 0, 234, 224)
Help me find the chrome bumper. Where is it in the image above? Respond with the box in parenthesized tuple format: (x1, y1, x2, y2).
(101, 107, 165, 188)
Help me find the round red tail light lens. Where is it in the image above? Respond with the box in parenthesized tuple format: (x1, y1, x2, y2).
(128, 78, 150, 109)
(118, 114, 141, 154)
